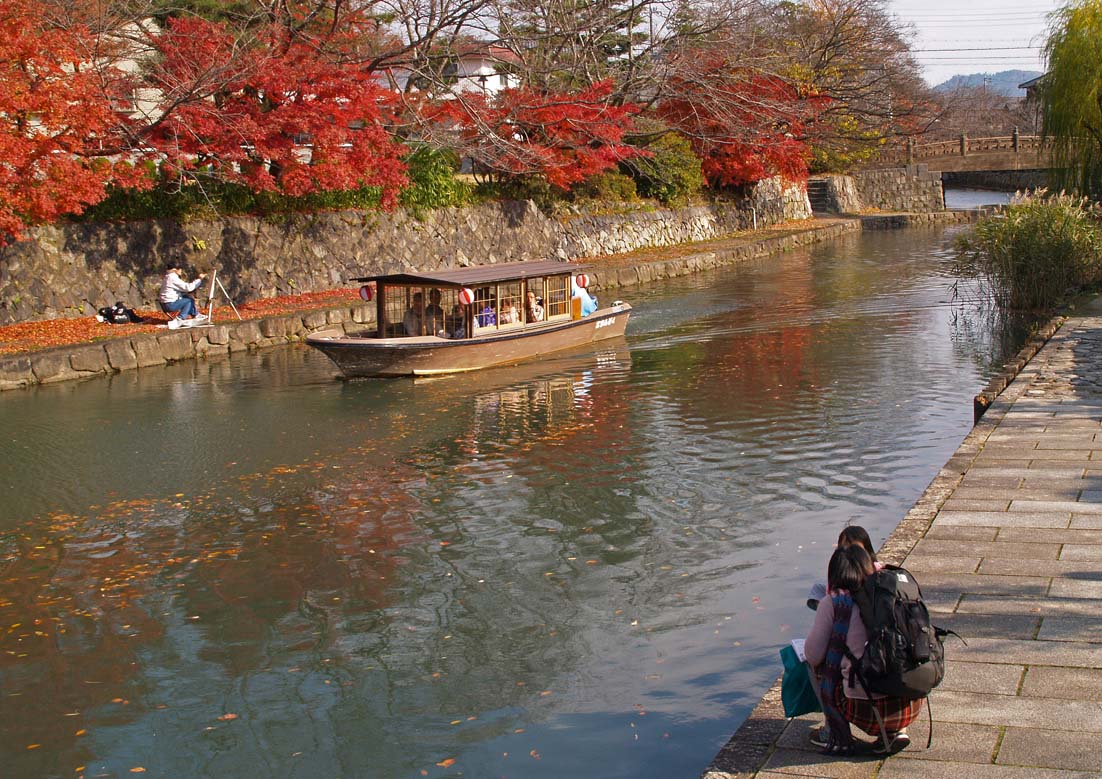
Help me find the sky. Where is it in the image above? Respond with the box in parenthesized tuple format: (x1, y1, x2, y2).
(887, 0, 1065, 87)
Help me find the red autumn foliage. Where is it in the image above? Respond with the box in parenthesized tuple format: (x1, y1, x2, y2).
(146, 11, 408, 206)
(429, 81, 643, 188)
(658, 51, 825, 187)
(0, 288, 360, 356)
(0, 0, 149, 243)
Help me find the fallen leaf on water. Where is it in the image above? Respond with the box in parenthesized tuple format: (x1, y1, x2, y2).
(217, 713, 238, 721)
(129, 769, 146, 774)
(530, 749, 541, 760)
(26, 744, 40, 750)
(436, 758, 455, 767)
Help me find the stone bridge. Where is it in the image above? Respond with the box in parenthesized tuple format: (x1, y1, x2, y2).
(873, 132, 1048, 172)
(868, 133, 1051, 190)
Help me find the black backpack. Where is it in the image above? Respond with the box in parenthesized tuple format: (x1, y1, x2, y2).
(850, 564, 947, 700)
(99, 302, 140, 325)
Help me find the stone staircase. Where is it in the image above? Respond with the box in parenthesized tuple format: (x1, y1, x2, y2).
(806, 177, 834, 214)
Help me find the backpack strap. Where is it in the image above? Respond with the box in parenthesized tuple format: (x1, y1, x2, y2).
(842, 646, 894, 754)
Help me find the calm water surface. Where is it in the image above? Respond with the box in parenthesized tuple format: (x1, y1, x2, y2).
(944, 188, 1013, 209)
(0, 226, 1030, 779)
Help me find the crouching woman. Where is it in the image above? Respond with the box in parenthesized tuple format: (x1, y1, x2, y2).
(805, 545, 922, 755)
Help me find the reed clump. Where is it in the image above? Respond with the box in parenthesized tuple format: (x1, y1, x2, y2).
(954, 189, 1102, 311)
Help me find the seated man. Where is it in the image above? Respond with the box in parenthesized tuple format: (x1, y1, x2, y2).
(525, 291, 544, 323)
(425, 288, 446, 335)
(159, 265, 207, 321)
(403, 292, 425, 336)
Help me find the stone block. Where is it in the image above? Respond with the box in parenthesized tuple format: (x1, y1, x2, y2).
(230, 321, 262, 345)
(260, 317, 287, 338)
(1058, 544, 1102, 561)
(934, 613, 1040, 640)
(30, 350, 79, 383)
(911, 539, 1060, 560)
(103, 339, 138, 371)
(302, 310, 328, 329)
(904, 555, 981, 574)
(132, 338, 166, 367)
(193, 337, 229, 356)
(0, 355, 33, 390)
(351, 305, 374, 324)
(880, 759, 1082, 779)
(156, 331, 193, 362)
(934, 511, 1070, 529)
(761, 747, 877, 779)
(325, 307, 349, 325)
(1037, 615, 1102, 643)
(69, 345, 110, 374)
(205, 325, 230, 345)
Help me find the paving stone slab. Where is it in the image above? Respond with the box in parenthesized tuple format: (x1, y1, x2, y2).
(903, 555, 982, 574)
(920, 573, 1051, 597)
(998, 726, 1102, 771)
(930, 689, 1102, 731)
(1021, 666, 1102, 700)
(1071, 516, 1102, 529)
(1049, 578, 1102, 599)
(955, 594, 1100, 617)
(978, 558, 1102, 577)
(761, 748, 879, 779)
(878, 758, 1102, 779)
(998, 527, 1102, 544)
(1059, 544, 1102, 560)
(933, 613, 1040, 640)
(1010, 500, 1102, 514)
(935, 511, 1070, 528)
(1037, 615, 1102, 643)
(950, 638, 1102, 668)
(891, 721, 1000, 764)
(912, 540, 1060, 560)
(926, 526, 999, 541)
(938, 661, 1025, 695)
(940, 499, 1012, 512)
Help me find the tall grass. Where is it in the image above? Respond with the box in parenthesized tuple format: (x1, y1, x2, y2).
(954, 190, 1102, 311)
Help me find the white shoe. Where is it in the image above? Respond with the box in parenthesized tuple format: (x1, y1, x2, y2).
(167, 318, 182, 330)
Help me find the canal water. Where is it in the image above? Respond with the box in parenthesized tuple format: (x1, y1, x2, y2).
(1, 225, 1031, 779)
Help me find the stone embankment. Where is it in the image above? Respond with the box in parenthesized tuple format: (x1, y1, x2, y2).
(703, 303, 1102, 779)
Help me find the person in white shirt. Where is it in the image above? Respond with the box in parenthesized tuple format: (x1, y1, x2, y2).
(159, 266, 207, 320)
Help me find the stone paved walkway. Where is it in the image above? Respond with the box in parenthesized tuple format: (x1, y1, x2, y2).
(704, 310, 1102, 779)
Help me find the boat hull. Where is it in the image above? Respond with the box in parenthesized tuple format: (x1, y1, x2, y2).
(306, 304, 631, 377)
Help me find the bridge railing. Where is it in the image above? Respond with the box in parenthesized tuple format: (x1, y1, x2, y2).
(877, 133, 1045, 165)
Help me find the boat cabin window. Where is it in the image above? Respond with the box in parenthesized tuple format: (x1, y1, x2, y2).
(542, 275, 571, 320)
(381, 286, 464, 338)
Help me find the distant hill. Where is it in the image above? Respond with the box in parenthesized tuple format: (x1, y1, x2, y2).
(933, 70, 1042, 98)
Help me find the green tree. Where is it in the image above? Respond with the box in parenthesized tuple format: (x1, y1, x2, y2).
(1043, 0, 1102, 197)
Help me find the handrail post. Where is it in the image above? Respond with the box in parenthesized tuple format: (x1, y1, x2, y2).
(960, 133, 968, 156)
(907, 137, 915, 164)
(1012, 126, 1020, 153)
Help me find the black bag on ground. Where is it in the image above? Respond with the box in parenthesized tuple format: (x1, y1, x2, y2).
(850, 565, 946, 700)
(99, 302, 141, 324)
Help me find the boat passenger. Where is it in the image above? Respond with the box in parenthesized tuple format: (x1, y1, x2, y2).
(525, 291, 544, 323)
(571, 278, 598, 316)
(476, 296, 496, 327)
(403, 292, 425, 336)
(426, 288, 446, 335)
(500, 298, 520, 324)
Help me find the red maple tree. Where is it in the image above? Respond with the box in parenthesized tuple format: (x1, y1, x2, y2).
(657, 50, 825, 187)
(429, 80, 643, 189)
(145, 10, 409, 206)
(0, 0, 148, 243)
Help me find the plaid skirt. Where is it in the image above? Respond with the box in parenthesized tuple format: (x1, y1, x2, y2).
(833, 680, 922, 736)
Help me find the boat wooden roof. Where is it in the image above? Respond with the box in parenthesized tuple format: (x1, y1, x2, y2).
(353, 260, 583, 287)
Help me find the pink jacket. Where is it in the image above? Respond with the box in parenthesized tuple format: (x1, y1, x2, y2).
(803, 593, 877, 700)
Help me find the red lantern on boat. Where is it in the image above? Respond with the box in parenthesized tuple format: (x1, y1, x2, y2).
(575, 274, 589, 288)
(458, 287, 475, 305)
(359, 284, 375, 302)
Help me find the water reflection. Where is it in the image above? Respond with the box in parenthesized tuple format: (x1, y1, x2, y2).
(0, 227, 1035, 779)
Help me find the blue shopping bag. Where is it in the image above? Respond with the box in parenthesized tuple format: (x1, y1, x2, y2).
(780, 644, 822, 718)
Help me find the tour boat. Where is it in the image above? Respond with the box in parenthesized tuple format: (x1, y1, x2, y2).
(306, 260, 631, 377)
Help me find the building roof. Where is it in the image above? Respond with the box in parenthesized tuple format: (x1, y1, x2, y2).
(354, 260, 584, 287)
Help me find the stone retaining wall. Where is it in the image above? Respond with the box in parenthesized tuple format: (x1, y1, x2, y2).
(0, 218, 850, 392)
(853, 165, 945, 212)
(0, 179, 809, 325)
